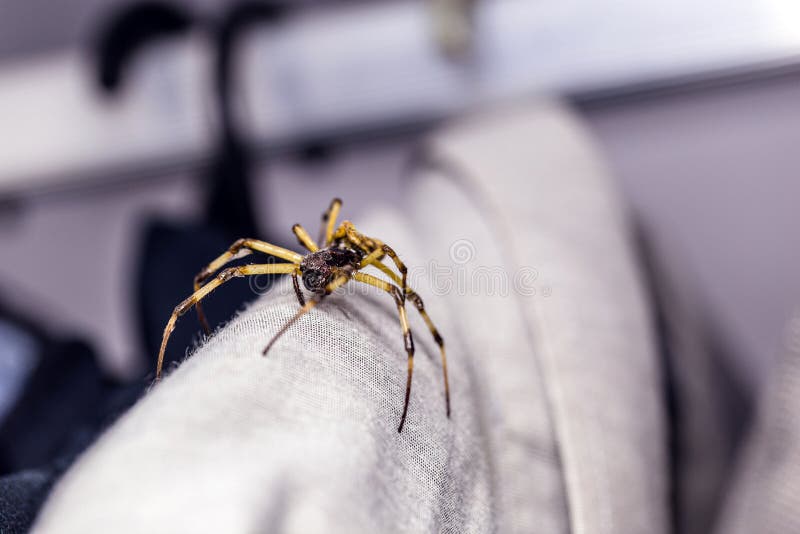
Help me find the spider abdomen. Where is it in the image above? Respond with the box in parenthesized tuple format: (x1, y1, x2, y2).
(299, 247, 363, 293)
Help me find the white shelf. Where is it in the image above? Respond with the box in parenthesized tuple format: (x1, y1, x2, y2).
(1, 0, 799, 193)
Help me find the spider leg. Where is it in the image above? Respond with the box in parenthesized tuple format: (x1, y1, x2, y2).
(292, 224, 318, 252)
(337, 222, 450, 425)
(338, 221, 409, 289)
(193, 239, 303, 334)
(378, 244, 407, 296)
(352, 272, 415, 433)
(361, 253, 396, 283)
(262, 270, 352, 355)
(157, 263, 298, 380)
(336, 222, 408, 295)
(358, 258, 451, 419)
(318, 198, 342, 247)
(405, 291, 450, 417)
(292, 272, 306, 306)
(333, 221, 380, 251)
(359, 247, 385, 267)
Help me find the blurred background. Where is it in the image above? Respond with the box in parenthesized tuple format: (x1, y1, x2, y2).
(1, 0, 800, 530)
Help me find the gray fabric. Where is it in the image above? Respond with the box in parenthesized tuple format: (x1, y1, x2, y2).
(715, 311, 800, 534)
(396, 175, 570, 534)
(32, 100, 666, 533)
(424, 103, 669, 534)
(35, 288, 490, 533)
(638, 231, 751, 534)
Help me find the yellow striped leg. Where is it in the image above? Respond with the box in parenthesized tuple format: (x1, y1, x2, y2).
(406, 291, 450, 417)
(318, 198, 342, 247)
(333, 221, 380, 252)
(358, 256, 450, 418)
(157, 263, 299, 380)
(353, 271, 416, 432)
(378, 244, 407, 297)
(193, 239, 303, 333)
(292, 224, 318, 252)
(337, 221, 408, 296)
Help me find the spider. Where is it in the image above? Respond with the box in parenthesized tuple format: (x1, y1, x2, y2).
(155, 198, 450, 432)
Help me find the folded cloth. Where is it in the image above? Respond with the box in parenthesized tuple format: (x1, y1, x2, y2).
(32, 100, 667, 533)
(715, 312, 800, 534)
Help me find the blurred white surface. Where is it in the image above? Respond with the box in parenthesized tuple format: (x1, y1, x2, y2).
(1, 0, 800, 193)
(0, 38, 212, 193)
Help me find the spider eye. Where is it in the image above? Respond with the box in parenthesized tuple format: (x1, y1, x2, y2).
(302, 271, 325, 291)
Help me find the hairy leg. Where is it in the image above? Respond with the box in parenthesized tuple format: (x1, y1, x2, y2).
(292, 272, 306, 306)
(318, 198, 342, 247)
(193, 239, 302, 333)
(357, 259, 451, 418)
(352, 271, 416, 432)
(336, 222, 408, 296)
(292, 224, 318, 252)
(158, 263, 299, 379)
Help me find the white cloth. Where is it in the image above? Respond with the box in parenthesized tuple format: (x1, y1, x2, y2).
(32, 100, 667, 534)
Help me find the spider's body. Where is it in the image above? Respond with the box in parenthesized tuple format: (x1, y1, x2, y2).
(300, 246, 363, 294)
(155, 198, 450, 433)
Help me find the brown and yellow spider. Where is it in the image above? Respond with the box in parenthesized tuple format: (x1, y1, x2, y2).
(156, 198, 450, 432)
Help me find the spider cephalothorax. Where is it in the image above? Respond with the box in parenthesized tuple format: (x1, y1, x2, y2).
(155, 198, 450, 433)
(299, 246, 363, 295)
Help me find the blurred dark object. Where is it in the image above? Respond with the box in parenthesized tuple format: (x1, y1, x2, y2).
(0, 297, 139, 534)
(95, 2, 194, 92)
(0, 6, 296, 531)
(0, 469, 51, 534)
(98, 2, 292, 371)
(0, 337, 109, 473)
(135, 220, 261, 371)
(95, 0, 288, 238)
(636, 225, 753, 534)
(0, 218, 267, 532)
(714, 312, 800, 534)
(0, 1, 321, 522)
(206, 1, 287, 237)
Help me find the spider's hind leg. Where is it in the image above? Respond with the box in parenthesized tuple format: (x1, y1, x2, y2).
(359, 256, 451, 419)
(352, 271, 416, 433)
(406, 291, 450, 417)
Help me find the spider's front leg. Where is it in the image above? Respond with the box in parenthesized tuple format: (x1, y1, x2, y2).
(193, 239, 303, 334)
(291, 272, 306, 306)
(262, 269, 353, 356)
(158, 263, 299, 379)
